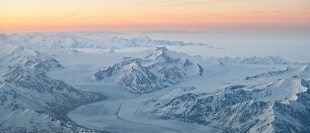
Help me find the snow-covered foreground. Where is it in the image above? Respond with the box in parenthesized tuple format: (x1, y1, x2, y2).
(67, 83, 220, 133)
(46, 44, 304, 132)
(117, 85, 221, 133)
(46, 46, 220, 133)
(1, 32, 310, 132)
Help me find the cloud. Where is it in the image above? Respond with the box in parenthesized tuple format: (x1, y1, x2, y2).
(140, 30, 205, 34)
(161, 1, 206, 7)
(70, 10, 79, 17)
(307, 4, 310, 10)
(160, 0, 237, 7)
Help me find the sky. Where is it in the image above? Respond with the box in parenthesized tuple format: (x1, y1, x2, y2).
(0, 0, 310, 32)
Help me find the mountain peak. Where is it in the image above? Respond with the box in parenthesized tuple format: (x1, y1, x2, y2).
(144, 47, 170, 59)
(155, 47, 168, 52)
(95, 47, 203, 93)
(302, 65, 310, 73)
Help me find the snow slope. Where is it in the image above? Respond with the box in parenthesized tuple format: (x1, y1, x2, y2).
(1, 32, 310, 133)
(95, 47, 203, 93)
(142, 64, 310, 133)
(0, 45, 107, 133)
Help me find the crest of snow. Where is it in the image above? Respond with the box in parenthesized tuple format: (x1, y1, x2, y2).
(255, 79, 308, 102)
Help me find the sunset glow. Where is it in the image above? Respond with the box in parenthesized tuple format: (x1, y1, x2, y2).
(1, 0, 309, 32)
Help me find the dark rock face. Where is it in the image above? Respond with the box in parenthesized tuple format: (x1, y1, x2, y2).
(95, 47, 203, 93)
(216, 56, 289, 65)
(245, 67, 289, 80)
(271, 79, 310, 133)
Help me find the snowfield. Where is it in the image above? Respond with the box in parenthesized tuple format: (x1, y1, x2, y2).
(0, 32, 310, 133)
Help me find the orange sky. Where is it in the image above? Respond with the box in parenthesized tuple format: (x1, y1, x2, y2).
(1, 0, 309, 32)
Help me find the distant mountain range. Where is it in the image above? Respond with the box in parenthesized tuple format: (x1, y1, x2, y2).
(0, 33, 207, 49)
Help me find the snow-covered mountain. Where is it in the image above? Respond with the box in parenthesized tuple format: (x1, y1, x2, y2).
(0, 33, 207, 49)
(1, 32, 309, 133)
(142, 65, 310, 133)
(95, 47, 203, 93)
(0, 45, 106, 133)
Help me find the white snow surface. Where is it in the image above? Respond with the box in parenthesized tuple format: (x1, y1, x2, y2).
(0, 32, 310, 133)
